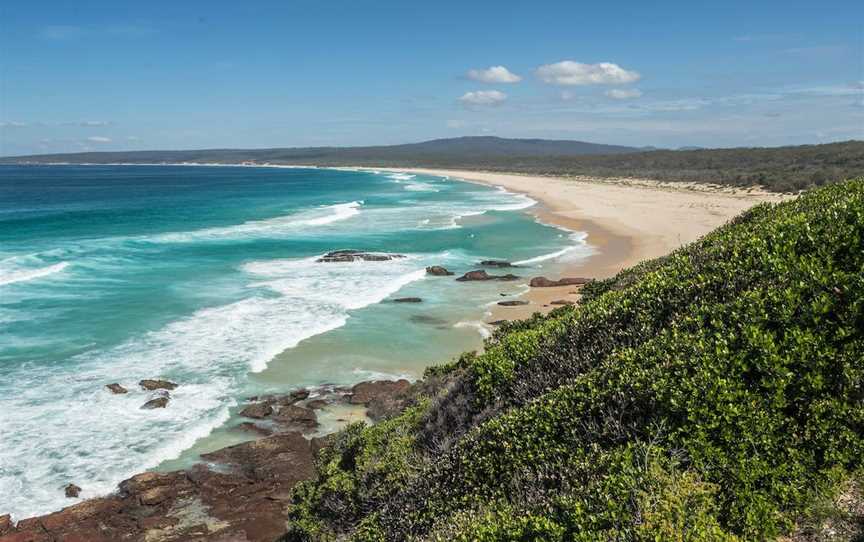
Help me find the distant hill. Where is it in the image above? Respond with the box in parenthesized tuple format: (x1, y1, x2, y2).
(2, 136, 862, 193)
(0, 136, 640, 165)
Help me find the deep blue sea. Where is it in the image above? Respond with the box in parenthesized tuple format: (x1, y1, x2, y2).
(0, 164, 591, 519)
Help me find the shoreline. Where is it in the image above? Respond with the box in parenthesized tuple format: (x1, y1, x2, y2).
(0, 162, 792, 535)
(369, 167, 791, 321)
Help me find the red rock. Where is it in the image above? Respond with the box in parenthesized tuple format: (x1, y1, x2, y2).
(349, 379, 411, 405)
(272, 405, 318, 430)
(456, 270, 518, 282)
(0, 516, 11, 536)
(239, 402, 273, 419)
(0, 531, 52, 542)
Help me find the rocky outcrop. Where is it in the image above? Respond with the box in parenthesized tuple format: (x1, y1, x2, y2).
(272, 405, 319, 431)
(317, 250, 405, 263)
(141, 396, 169, 409)
(455, 270, 519, 282)
(426, 265, 454, 276)
(497, 300, 529, 306)
(139, 379, 178, 391)
(349, 379, 411, 405)
(0, 379, 414, 542)
(551, 299, 576, 305)
(529, 276, 592, 288)
(239, 402, 273, 419)
(105, 383, 127, 394)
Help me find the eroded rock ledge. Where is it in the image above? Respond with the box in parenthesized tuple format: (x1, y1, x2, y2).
(0, 379, 413, 542)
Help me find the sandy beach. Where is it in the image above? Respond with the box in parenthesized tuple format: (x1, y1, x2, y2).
(376, 168, 791, 321)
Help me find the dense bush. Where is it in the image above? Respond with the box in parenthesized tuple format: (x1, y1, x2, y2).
(282, 179, 864, 541)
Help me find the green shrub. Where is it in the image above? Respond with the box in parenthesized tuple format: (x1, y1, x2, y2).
(284, 179, 864, 541)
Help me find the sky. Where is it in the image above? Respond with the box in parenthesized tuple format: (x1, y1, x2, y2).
(0, 0, 862, 156)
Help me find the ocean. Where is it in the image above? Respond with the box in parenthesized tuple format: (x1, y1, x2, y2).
(0, 164, 591, 519)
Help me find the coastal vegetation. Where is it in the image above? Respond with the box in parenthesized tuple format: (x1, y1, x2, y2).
(2, 137, 862, 193)
(280, 178, 864, 541)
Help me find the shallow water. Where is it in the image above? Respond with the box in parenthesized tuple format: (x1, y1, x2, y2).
(0, 165, 590, 519)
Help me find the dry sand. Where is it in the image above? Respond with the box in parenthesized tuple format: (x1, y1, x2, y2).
(377, 168, 791, 322)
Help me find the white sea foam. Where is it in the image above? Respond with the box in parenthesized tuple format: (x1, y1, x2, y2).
(0, 252, 428, 520)
(454, 320, 492, 339)
(0, 261, 70, 286)
(153, 201, 363, 242)
(513, 232, 592, 266)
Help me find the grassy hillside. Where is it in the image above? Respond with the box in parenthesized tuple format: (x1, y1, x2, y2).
(281, 179, 864, 541)
(3, 138, 862, 193)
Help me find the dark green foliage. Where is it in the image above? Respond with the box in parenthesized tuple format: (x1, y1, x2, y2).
(284, 179, 864, 541)
(4, 138, 862, 193)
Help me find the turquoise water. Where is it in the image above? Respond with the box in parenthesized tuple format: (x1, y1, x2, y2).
(0, 165, 591, 519)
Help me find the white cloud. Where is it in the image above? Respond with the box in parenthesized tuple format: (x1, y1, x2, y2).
(459, 90, 507, 107)
(79, 120, 111, 127)
(466, 65, 522, 84)
(0, 121, 28, 128)
(446, 120, 468, 129)
(86, 136, 112, 143)
(536, 61, 640, 86)
(605, 88, 643, 100)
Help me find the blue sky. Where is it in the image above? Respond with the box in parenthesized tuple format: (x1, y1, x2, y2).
(1, 0, 862, 155)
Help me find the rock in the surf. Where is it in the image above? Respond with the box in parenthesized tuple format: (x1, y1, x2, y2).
(529, 276, 592, 288)
(139, 379, 178, 391)
(64, 484, 81, 498)
(140, 396, 169, 409)
(497, 300, 529, 306)
(105, 383, 127, 394)
(316, 250, 404, 263)
(455, 270, 520, 282)
(393, 297, 422, 303)
(426, 265, 454, 276)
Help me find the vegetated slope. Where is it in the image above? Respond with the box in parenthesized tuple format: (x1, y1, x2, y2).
(3, 138, 862, 193)
(282, 179, 864, 541)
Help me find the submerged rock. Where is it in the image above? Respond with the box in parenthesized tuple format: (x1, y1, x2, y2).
(426, 265, 454, 276)
(272, 405, 319, 431)
(497, 300, 529, 306)
(317, 250, 405, 263)
(105, 383, 127, 394)
(393, 297, 422, 303)
(529, 276, 592, 288)
(139, 379, 178, 391)
(233, 422, 273, 437)
(64, 484, 81, 498)
(455, 270, 519, 282)
(140, 396, 169, 409)
(479, 260, 514, 267)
